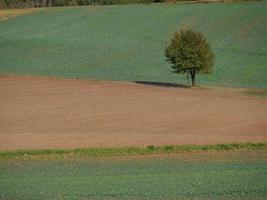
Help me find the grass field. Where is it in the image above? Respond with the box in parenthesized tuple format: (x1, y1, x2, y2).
(0, 2, 267, 88)
(1, 150, 267, 200)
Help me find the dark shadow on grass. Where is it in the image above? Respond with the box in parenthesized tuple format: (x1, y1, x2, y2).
(135, 81, 189, 88)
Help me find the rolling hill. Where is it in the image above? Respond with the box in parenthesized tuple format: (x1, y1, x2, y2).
(0, 2, 266, 88)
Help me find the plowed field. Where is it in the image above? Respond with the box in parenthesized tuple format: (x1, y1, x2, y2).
(0, 75, 266, 150)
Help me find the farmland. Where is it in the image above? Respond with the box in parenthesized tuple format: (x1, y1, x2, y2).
(1, 74, 266, 199)
(1, 150, 267, 199)
(1, 75, 267, 150)
(0, 2, 267, 88)
(1, 2, 267, 199)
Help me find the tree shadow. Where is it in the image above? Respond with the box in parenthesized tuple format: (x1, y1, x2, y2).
(135, 81, 189, 88)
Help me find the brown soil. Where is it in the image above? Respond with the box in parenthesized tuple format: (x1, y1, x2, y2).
(0, 75, 266, 150)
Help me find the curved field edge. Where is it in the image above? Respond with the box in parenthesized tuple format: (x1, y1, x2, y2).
(0, 3, 267, 88)
(1, 142, 266, 159)
(0, 8, 44, 21)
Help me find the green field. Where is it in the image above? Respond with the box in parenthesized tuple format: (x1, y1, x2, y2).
(1, 150, 267, 200)
(0, 2, 267, 88)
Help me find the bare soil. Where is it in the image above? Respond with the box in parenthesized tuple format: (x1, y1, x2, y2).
(0, 8, 42, 21)
(0, 75, 266, 150)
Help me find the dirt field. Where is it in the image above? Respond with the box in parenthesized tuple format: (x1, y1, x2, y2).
(0, 8, 42, 21)
(0, 75, 266, 150)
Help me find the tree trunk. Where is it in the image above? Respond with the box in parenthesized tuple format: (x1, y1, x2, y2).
(190, 69, 196, 87)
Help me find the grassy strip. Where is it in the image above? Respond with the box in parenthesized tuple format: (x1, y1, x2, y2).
(0, 143, 266, 159)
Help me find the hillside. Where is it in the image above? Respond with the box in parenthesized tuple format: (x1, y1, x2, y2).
(0, 2, 266, 88)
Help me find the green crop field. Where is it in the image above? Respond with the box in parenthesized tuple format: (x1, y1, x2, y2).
(0, 2, 267, 88)
(0, 150, 267, 200)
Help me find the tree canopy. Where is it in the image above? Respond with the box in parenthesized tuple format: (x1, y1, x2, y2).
(165, 29, 214, 86)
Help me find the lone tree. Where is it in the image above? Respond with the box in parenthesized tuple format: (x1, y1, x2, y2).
(165, 29, 214, 86)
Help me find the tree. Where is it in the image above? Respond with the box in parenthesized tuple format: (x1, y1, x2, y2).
(3, 0, 12, 7)
(165, 29, 214, 86)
